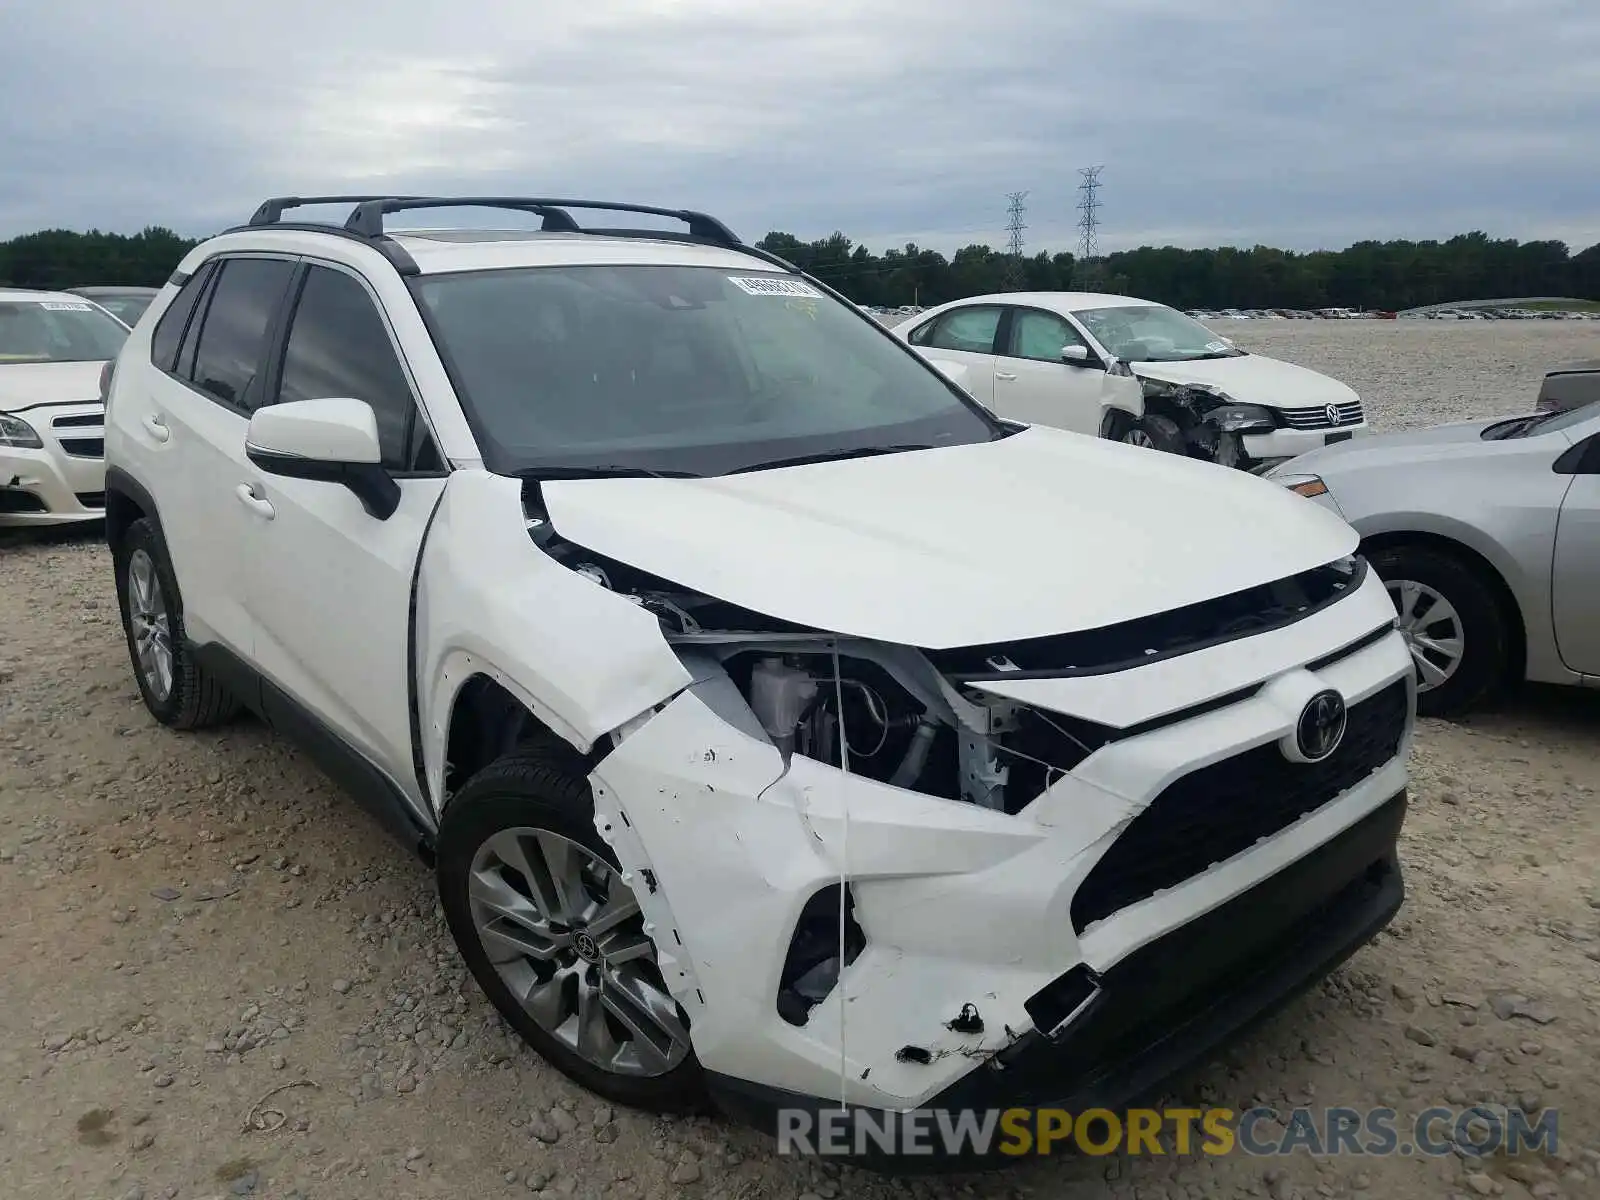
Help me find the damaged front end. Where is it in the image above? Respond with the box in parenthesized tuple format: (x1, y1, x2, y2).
(1139, 378, 1279, 470)
(522, 478, 1413, 1118)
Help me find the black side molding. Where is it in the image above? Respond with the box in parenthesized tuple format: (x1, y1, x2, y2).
(191, 642, 437, 864)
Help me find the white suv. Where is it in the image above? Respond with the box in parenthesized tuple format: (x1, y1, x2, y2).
(103, 196, 1415, 1152)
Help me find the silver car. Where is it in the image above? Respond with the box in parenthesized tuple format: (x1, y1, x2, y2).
(1266, 401, 1600, 716)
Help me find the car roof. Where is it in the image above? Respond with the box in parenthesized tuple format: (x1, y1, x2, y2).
(0, 286, 101, 303)
(946, 292, 1163, 314)
(185, 224, 787, 279)
(386, 228, 775, 275)
(67, 285, 159, 297)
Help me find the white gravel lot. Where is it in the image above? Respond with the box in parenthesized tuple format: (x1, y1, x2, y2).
(1, 322, 1597, 1200)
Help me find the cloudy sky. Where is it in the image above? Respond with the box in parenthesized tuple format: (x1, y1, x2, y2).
(3, 0, 1597, 255)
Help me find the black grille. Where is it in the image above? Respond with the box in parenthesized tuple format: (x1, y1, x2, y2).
(0, 490, 48, 514)
(50, 411, 103, 428)
(1070, 680, 1408, 932)
(59, 437, 103, 458)
(75, 491, 106, 510)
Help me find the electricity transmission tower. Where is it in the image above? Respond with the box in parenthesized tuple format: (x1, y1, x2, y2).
(1004, 191, 1028, 288)
(1076, 166, 1104, 289)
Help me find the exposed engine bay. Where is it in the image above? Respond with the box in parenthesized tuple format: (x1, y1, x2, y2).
(1137, 379, 1282, 471)
(527, 516, 1104, 817)
(528, 489, 1366, 817)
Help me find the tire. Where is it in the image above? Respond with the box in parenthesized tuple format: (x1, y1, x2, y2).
(113, 517, 240, 730)
(1367, 543, 1512, 718)
(437, 748, 707, 1113)
(1122, 413, 1187, 455)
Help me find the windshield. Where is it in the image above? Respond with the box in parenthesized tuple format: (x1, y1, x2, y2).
(411, 265, 1003, 477)
(0, 300, 129, 363)
(1072, 304, 1245, 363)
(93, 296, 153, 325)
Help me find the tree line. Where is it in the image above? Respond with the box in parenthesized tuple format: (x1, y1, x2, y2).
(3, 224, 1598, 312)
(758, 229, 1600, 311)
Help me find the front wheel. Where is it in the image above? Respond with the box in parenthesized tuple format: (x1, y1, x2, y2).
(1121, 413, 1187, 455)
(1367, 544, 1511, 718)
(436, 749, 706, 1112)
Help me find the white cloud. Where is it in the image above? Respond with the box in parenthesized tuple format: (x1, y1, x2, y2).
(0, 0, 1596, 252)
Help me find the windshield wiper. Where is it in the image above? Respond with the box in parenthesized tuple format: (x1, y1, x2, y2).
(727, 444, 939, 474)
(516, 464, 699, 481)
(1482, 413, 1555, 441)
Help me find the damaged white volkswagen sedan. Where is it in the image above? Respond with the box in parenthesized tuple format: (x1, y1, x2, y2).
(103, 196, 1415, 1153)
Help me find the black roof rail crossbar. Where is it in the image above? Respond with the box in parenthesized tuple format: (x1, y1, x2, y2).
(343, 197, 743, 247)
(217, 220, 423, 276)
(249, 195, 429, 226)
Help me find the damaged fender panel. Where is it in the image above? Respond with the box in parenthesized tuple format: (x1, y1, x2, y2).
(589, 683, 1162, 1109)
(415, 471, 693, 812)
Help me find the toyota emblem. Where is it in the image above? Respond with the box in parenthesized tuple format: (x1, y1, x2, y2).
(1289, 690, 1348, 763)
(1325, 403, 1342, 426)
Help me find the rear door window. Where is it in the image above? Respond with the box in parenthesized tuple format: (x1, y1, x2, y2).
(184, 257, 296, 410)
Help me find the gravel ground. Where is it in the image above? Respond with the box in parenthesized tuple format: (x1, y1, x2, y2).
(2, 323, 1598, 1200)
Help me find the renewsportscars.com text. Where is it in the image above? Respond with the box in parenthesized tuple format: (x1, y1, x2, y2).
(776, 1105, 1560, 1159)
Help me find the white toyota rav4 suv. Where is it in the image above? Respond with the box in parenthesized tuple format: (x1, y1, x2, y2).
(103, 196, 1414, 1157)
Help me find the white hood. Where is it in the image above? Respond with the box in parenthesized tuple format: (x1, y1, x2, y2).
(0, 361, 107, 412)
(1134, 353, 1358, 411)
(540, 426, 1358, 648)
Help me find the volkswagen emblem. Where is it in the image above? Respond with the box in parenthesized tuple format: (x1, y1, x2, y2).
(574, 931, 601, 963)
(1287, 690, 1347, 763)
(1325, 402, 1342, 426)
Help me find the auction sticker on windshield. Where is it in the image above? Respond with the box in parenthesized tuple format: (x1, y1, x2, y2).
(1204, 340, 1231, 353)
(728, 276, 823, 298)
(40, 302, 94, 312)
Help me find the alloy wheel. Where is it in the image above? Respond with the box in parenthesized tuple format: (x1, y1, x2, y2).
(1388, 578, 1466, 692)
(127, 548, 174, 702)
(468, 827, 689, 1077)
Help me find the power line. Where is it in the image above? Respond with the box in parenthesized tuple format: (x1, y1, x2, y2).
(1004, 191, 1028, 288)
(1077, 166, 1104, 289)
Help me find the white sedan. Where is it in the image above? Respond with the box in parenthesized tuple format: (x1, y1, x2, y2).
(0, 288, 128, 526)
(895, 292, 1370, 471)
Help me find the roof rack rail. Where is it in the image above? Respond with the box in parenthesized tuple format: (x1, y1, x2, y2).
(247, 195, 429, 226)
(341, 196, 744, 248)
(236, 194, 775, 277)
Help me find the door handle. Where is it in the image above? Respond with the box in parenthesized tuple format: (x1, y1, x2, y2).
(235, 483, 275, 520)
(142, 414, 170, 443)
(994, 371, 1018, 381)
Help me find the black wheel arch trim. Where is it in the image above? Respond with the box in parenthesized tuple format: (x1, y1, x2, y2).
(104, 466, 164, 553)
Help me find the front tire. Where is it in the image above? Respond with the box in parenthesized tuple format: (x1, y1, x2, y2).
(113, 518, 239, 729)
(1367, 543, 1511, 718)
(1122, 413, 1187, 455)
(437, 749, 706, 1112)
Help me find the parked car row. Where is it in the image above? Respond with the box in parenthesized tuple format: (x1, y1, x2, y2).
(1404, 307, 1600, 321)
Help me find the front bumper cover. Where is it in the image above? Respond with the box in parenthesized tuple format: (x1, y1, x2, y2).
(709, 788, 1406, 1167)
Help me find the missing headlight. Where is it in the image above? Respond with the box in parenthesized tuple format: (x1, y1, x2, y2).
(777, 884, 865, 1026)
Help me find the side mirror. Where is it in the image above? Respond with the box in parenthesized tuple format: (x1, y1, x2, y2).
(1060, 344, 1091, 364)
(245, 397, 399, 520)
